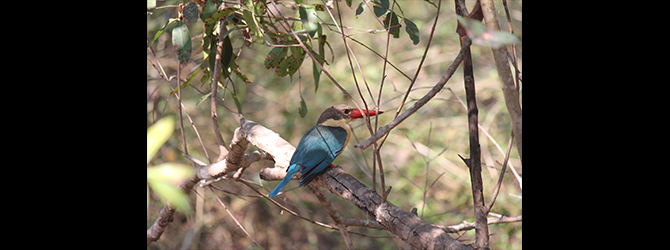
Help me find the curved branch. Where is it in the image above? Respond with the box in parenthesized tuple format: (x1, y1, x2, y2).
(250, 119, 470, 250)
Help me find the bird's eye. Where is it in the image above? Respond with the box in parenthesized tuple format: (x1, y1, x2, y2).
(344, 109, 351, 114)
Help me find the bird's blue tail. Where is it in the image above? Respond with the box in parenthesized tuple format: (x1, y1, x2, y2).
(268, 165, 300, 197)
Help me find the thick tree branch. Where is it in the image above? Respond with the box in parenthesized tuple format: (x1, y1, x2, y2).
(250, 119, 470, 250)
(147, 203, 176, 246)
(479, 0, 522, 163)
(312, 167, 470, 250)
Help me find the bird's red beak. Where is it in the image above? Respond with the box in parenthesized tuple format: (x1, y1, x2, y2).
(349, 109, 384, 119)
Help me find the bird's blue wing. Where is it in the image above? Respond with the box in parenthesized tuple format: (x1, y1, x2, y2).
(268, 164, 300, 197)
(289, 125, 348, 187)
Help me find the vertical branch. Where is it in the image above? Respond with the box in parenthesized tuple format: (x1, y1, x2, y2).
(455, 1, 489, 249)
(176, 63, 189, 156)
(501, 0, 521, 91)
(211, 9, 231, 162)
(479, 0, 522, 163)
(372, 0, 400, 201)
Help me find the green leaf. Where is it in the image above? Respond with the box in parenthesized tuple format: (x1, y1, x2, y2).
(147, 116, 174, 164)
(345, 0, 352, 8)
(201, 0, 219, 22)
(197, 92, 212, 106)
(203, 8, 236, 37)
(149, 18, 178, 47)
(423, 0, 437, 8)
(232, 65, 252, 84)
(287, 47, 306, 77)
(172, 21, 192, 65)
(147, 163, 193, 186)
(313, 3, 325, 11)
(204, 8, 236, 24)
(183, 2, 199, 24)
(221, 35, 233, 72)
(404, 18, 420, 45)
(298, 5, 319, 38)
(298, 95, 308, 118)
(243, 0, 262, 40)
(147, 163, 193, 214)
(275, 56, 291, 77)
(313, 32, 325, 93)
(355, 1, 366, 18)
(200, 68, 210, 87)
(383, 11, 400, 39)
(230, 88, 243, 115)
(230, 54, 252, 84)
(265, 47, 287, 69)
(312, 63, 321, 93)
(243, 9, 259, 38)
(456, 15, 521, 49)
(373, 0, 389, 18)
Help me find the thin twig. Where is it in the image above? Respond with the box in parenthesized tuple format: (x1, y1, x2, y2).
(236, 178, 346, 233)
(354, 38, 472, 150)
(176, 47, 188, 162)
(252, 178, 392, 239)
(308, 185, 354, 250)
(438, 215, 522, 233)
(179, 102, 211, 164)
(183, 153, 207, 167)
(330, 32, 412, 80)
(209, 186, 265, 249)
(502, 0, 521, 91)
(485, 131, 514, 212)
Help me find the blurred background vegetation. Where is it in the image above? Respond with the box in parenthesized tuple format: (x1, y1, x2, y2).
(147, 0, 521, 249)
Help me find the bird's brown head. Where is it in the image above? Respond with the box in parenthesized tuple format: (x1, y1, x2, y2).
(317, 104, 384, 125)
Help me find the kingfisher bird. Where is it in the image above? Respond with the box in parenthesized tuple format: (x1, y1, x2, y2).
(268, 104, 383, 197)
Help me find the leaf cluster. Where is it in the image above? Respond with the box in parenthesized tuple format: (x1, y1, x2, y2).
(148, 0, 428, 117)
